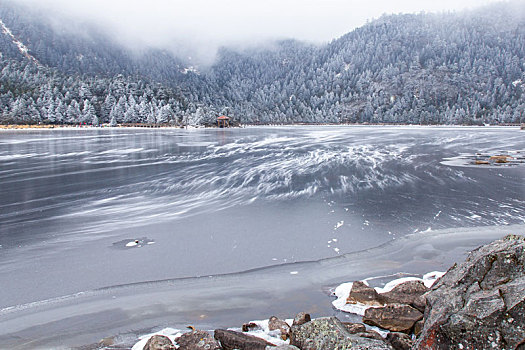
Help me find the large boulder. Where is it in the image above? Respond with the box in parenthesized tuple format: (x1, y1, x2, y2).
(414, 234, 525, 350)
(347, 281, 387, 306)
(214, 329, 275, 350)
(290, 316, 392, 350)
(363, 304, 423, 333)
(143, 335, 176, 350)
(175, 330, 222, 350)
(381, 281, 429, 311)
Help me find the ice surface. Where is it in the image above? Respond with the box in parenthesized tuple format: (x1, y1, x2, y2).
(1, 127, 524, 348)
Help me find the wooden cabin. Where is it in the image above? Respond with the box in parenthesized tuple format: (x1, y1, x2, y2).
(217, 115, 230, 128)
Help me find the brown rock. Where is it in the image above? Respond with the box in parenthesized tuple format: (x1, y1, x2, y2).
(268, 316, 291, 340)
(381, 281, 429, 309)
(386, 332, 413, 350)
(347, 281, 386, 306)
(143, 335, 176, 350)
(242, 322, 260, 332)
(363, 304, 423, 333)
(214, 329, 275, 350)
(98, 337, 115, 347)
(413, 320, 424, 337)
(292, 312, 311, 326)
(342, 322, 367, 334)
(490, 155, 511, 163)
(175, 330, 221, 350)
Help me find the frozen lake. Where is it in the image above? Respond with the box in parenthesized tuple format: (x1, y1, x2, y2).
(0, 126, 524, 348)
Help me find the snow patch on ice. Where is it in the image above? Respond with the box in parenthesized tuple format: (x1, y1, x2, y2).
(126, 241, 139, 247)
(0, 153, 39, 161)
(100, 148, 146, 155)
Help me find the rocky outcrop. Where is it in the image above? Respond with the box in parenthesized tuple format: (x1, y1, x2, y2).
(143, 335, 176, 350)
(290, 316, 392, 350)
(175, 330, 222, 350)
(414, 234, 525, 350)
(363, 304, 423, 333)
(214, 329, 275, 350)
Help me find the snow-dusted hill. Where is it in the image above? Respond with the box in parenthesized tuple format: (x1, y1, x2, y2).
(0, 1, 524, 125)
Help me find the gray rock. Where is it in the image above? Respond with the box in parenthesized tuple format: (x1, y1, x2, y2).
(214, 329, 275, 350)
(414, 235, 525, 350)
(265, 346, 300, 350)
(268, 316, 291, 340)
(386, 332, 413, 350)
(175, 330, 221, 350)
(347, 281, 386, 306)
(290, 316, 392, 350)
(363, 304, 423, 333)
(143, 335, 176, 350)
(292, 312, 311, 327)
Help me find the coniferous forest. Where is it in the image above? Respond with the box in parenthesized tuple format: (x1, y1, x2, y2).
(0, 1, 524, 126)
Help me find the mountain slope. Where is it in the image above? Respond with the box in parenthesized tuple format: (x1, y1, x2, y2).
(1, 1, 524, 125)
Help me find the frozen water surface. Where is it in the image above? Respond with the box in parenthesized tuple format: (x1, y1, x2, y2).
(0, 126, 524, 348)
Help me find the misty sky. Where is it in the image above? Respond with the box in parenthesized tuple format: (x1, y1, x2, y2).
(8, 0, 509, 60)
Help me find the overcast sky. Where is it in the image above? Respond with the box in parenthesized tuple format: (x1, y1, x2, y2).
(7, 0, 511, 60)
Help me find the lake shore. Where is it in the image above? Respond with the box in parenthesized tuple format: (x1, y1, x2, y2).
(1, 123, 523, 130)
(1, 224, 523, 349)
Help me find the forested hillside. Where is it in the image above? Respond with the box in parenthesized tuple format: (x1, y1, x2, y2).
(1, 1, 524, 125)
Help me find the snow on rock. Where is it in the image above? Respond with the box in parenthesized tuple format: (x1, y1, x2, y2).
(229, 318, 292, 347)
(332, 272, 445, 315)
(131, 328, 182, 350)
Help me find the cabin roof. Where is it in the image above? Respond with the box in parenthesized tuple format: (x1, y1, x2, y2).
(217, 116, 230, 120)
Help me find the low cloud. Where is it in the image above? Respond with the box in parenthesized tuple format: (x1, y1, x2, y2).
(5, 0, 507, 62)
